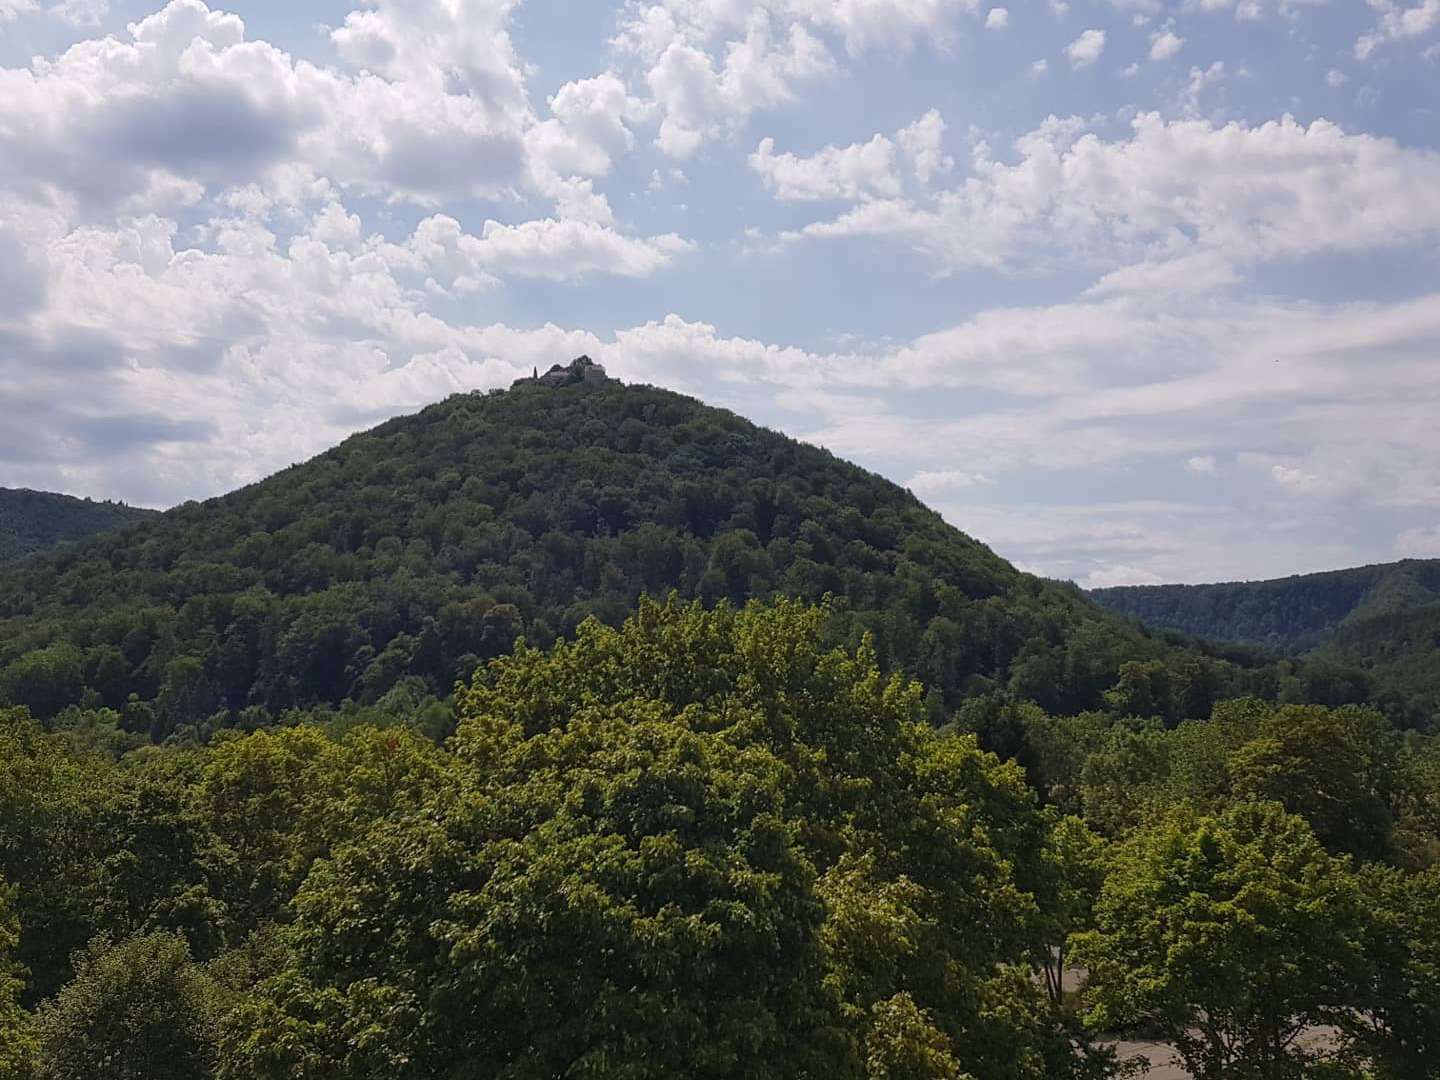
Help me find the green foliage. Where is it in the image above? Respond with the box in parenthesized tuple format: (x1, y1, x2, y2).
(227, 598, 1093, 1079)
(0, 377, 1271, 741)
(0, 877, 36, 1080)
(1342, 864, 1440, 1078)
(1075, 802, 1365, 1079)
(33, 933, 221, 1080)
(0, 488, 153, 567)
(0, 708, 226, 1001)
(1034, 815, 1105, 1008)
(1093, 561, 1440, 729)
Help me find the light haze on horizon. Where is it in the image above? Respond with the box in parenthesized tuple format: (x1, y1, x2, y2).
(1, 0, 1438, 587)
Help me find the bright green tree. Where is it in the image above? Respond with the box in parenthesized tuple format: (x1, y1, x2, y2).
(1075, 801, 1365, 1080)
(1033, 815, 1105, 1008)
(33, 932, 221, 1080)
(228, 598, 1100, 1080)
(1340, 864, 1440, 1078)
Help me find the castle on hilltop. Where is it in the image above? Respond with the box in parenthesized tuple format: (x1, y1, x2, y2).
(515, 355, 610, 389)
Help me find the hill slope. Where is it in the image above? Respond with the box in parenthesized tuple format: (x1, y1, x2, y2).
(1093, 560, 1440, 726)
(0, 488, 156, 565)
(0, 359, 1287, 740)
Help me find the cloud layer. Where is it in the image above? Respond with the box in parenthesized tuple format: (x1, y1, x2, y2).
(0, 0, 1438, 586)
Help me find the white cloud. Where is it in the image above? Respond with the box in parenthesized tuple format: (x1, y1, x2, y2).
(908, 468, 995, 493)
(1326, 68, 1349, 87)
(1065, 28, 1106, 68)
(1031, 58, 1049, 74)
(750, 133, 901, 200)
(780, 112, 1440, 275)
(0, 0, 544, 212)
(897, 110, 954, 182)
(613, 0, 991, 159)
(1396, 524, 1440, 557)
(1086, 251, 1241, 296)
(750, 109, 952, 200)
(796, 0, 986, 54)
(1186, 454, 1217, 474)
(1149, 29, 1184, 60)
(0, 0, 37, 21)
(1356, 0, 1440, 59)
(985, 6, 1009, 28)
(527, 72, 643, 181)
(1178, 60, 1226, 115)
(48, 0, 107, 24)
(616, 5, 836, 158)
(411, 214, 694, 282)
(1083, 564, 1165, 587)
(1270, 463, 1323, 493)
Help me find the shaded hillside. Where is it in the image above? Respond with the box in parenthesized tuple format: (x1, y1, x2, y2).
(0, 488, 156, 565)
(0, 359, 1297, 742)
(1093, 560, 1440, 727)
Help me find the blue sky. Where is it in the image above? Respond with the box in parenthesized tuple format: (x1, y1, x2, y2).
(1, 0, 1438, 586)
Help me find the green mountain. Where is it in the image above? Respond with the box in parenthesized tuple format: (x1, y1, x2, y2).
(0, 359, 1308, 741)
(1092, 560, 1440, 726)
(0, 488, 156, 565)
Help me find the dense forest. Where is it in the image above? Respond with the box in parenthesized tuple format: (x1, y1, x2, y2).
(0, 359, 1369, 753)
(0, 488, 154, 565)
(1093, 561, 1440, 729)
(1, 362, 1435, 1078)
(2, 599, 1437, 1078)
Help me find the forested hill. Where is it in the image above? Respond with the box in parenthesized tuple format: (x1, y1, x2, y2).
(0, 358, 1323, 744)
(0, 488, 156, 565)
(1092, 560, 1440, 727)
(1091, 560, 1440, 652)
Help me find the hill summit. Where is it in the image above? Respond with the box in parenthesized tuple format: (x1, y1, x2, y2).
(0, 366, 1296, 742)
(514, 354, 611, 388)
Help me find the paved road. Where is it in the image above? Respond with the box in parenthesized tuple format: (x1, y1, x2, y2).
(1107, 1028, 1339, 1078)
(1111, 1041, 1188, 1079)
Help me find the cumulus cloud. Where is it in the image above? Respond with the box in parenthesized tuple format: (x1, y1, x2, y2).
(1356, 0, 1440, 59)
(749, 109, 951, 200)
(410, 214, 694, 283)
(778, 112, 1440, 276)
(1065, 29, 1106, 68)
(897, 110, 955, 181)
(750, 133, 901, 200)
(612, 0, 992, 158)
(526, 72, 644, 181)
(1149, 29, 1184, 60)
(1186, 454, 1217, 474)
(0, 0, 547, 212)
(985, 7, 1009, 28)
(615, 4, 835, 158)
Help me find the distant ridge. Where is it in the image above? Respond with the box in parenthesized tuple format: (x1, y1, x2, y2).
(1092, 559, 1440, 726)
(0, 487, 157, 565)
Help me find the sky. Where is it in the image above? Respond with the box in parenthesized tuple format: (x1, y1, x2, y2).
(0, 0, 1438, 587)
